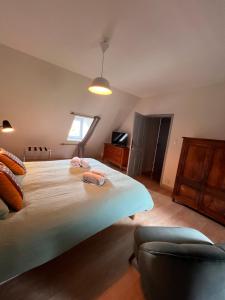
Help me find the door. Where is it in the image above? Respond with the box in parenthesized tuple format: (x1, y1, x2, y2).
(142, 118, 161, 175)
(152, 117, 171, 182)
(127, 112, 146, 177)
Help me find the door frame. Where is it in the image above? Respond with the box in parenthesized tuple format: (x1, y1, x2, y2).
(127, 112, 174, 185)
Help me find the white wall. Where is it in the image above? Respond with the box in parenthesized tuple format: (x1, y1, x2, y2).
(120, 82, 225, 188)
(0, 44, 139, 159)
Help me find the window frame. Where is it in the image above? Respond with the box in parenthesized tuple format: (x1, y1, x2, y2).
(67, 114, 94, 143)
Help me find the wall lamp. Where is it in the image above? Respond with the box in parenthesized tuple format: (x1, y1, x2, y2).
(0, 120, 14, 133)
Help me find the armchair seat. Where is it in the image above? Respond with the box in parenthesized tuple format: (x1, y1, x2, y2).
(133, 226, 225, 300)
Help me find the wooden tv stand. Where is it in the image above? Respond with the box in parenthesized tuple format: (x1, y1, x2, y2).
(103, 143, 129, 170)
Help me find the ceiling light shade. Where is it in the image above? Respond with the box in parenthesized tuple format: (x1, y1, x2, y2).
(88, 77, 112, 95)
(1, 120, 14, 133)
(88, 39, 112, 96)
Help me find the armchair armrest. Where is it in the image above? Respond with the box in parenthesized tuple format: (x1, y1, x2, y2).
(216, 243, 225, 252)
(139, 242, 225, 261)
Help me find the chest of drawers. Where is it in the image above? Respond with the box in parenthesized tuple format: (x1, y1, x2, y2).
(103, 143, 129, 170)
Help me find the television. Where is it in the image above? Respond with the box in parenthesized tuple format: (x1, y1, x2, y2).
(111, 131, 128, 147)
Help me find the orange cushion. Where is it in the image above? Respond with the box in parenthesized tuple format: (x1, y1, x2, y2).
(0, 149, 26, 175)
(0, 163, 23, 211)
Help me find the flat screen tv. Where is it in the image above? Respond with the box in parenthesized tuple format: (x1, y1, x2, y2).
(111, 131, 128, 147)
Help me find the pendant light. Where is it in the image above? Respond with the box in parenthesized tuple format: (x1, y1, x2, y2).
(88, 39, 112, 95)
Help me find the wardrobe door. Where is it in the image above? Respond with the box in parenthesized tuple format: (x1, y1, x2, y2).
(199, 147, 225, 224)
(181, 143, 210, 208)
(174, 139, 212, 210)
(182, 143, 210, 182)
(206, 147, 225, 190)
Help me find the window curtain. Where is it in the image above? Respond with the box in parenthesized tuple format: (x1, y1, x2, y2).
(76, 116, 100, 157)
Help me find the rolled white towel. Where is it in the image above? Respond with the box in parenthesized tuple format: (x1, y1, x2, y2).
(83, 171, 105, 186)
(71, 162, 80, 168)
(71, 157, 90, 168)
(90, 169, 106, 177)
(71, 157, 81, 163)
(71, 157, 81, 168)
(80, 159, 90, 169)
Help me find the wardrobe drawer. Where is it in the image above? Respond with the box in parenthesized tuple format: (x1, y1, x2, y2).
(174, 185, 199, 210)
(200, 193, 225, 225)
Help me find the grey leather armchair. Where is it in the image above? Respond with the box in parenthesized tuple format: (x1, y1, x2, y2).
(132, 226, 225, 300)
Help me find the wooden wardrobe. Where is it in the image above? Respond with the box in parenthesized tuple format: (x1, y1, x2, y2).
(173, 137, 225, 225)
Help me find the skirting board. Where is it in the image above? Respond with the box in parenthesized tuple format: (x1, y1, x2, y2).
(160, 183, 173, 193)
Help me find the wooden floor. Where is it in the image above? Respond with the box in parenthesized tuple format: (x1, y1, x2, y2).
(0, 176, 224, 300)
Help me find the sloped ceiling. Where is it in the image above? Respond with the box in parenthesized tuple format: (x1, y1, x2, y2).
(0, 0, 224, 97)
(0, 44, 138, 159)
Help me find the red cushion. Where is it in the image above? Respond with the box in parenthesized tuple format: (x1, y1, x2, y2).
(0, 162, 23, 211)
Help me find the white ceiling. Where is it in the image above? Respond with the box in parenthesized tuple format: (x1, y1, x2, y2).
(0, 0, 224, 97)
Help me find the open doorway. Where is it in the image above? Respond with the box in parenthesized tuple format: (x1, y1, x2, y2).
(127, 113, 172, 184)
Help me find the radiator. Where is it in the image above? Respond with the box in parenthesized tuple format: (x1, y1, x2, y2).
(23, 146, 52, 162)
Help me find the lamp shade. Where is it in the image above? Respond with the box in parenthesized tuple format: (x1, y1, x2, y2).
(88, 77, 112, 95)
(2, 120, 14, 133)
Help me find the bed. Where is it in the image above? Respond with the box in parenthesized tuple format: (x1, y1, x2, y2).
(0, 159, 153, 283)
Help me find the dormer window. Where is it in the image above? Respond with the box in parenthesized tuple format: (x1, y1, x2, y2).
(67, 115, 94, 142)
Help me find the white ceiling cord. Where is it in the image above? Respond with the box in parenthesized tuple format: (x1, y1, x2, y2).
(88, 38, 112, 96)
(100, 39, 109, 77)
